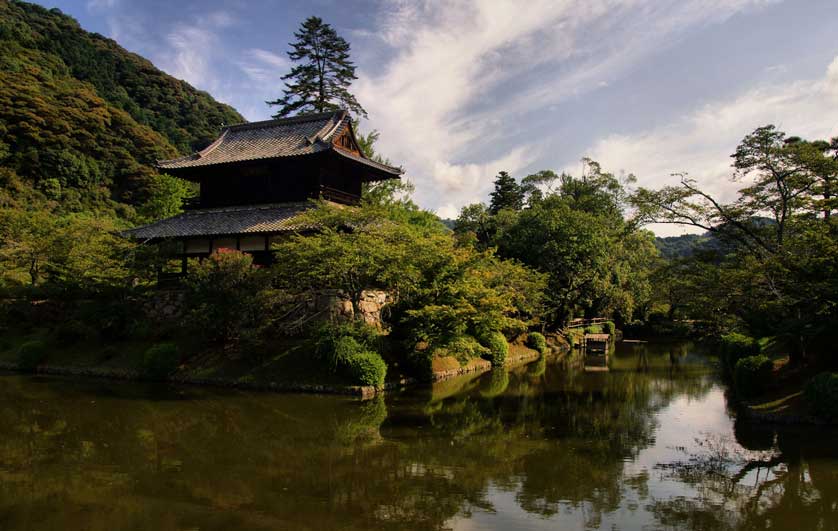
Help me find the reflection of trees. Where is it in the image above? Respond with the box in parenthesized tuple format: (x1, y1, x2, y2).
(650, 425, 838, 530)
(5, 344, 833, 531)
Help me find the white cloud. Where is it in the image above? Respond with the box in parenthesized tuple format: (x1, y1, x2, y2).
(236, 49, 289, 84)
(86, 0, 117, 11)
(580, 55, 838, 236)
(161, 25, 216, 87)
(355, 0, 772, 216)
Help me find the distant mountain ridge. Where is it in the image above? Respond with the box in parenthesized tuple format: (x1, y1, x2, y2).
(0, 0, 244, 216)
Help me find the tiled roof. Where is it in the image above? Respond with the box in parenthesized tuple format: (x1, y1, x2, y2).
(157, 110, 401, 176)
(124, 203, 315, 240)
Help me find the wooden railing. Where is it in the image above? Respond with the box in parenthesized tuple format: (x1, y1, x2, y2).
(566, 317, 608, 329)
(319, 185, 360, 205)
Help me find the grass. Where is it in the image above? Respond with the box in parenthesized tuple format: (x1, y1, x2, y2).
(507, 343, 540, 363)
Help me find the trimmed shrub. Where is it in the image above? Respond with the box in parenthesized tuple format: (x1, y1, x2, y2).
(804, 373, 838, 422)
(314, 321, 383, 371)
(733, 355, 773, 397)
(480, 331, 509, 367)
(527, 332, 547, 354)
(331, 336, 364, 370)
(142, 343, 180, 380)
(17, 340, 48, 372)
(720, 332, 759, 374)
(345, 351, 387, 387)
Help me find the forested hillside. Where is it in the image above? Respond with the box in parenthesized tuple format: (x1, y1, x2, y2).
(0, 0, 244, 217)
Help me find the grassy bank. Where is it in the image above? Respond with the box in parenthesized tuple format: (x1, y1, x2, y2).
(0, 325, 551, 396)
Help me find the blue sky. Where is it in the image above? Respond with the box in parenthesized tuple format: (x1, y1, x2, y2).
(40, 0, 838, 234)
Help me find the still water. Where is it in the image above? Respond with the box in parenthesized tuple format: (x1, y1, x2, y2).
(1, 342, 837, 530)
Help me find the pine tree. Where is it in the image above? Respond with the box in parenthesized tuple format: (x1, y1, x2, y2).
(489, 171, 524, 213)
(268, 16, 367, 119)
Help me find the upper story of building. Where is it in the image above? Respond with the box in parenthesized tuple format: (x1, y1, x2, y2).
(157, 110, 402, 208)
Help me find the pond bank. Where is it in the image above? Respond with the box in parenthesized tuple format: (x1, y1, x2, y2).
(0, 343, 549, 399)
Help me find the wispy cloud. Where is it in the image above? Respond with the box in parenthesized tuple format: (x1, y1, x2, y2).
(236, 49, 289, 83)
(86, 0, 117, 11)
(581, 54, 838, 235)
(355, 0, 772, 217)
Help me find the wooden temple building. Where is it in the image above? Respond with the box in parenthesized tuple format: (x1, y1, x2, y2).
(125, 111, 402, 272)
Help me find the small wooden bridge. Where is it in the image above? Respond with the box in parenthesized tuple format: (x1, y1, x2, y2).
(566, 317, 609, 329)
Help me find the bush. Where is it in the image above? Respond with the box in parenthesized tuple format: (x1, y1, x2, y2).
(314, 321, 382, 371)
(345, 351, 387, 387)
(182, 250, 274, 344)
(733, 355, 773, 397)
(480, 331, 508, 367)
(17, 340, 48, 371)
(142, 343, 180, 380)
(804, 373, 838, 422)
(603, 321, 616, 336)
(446, 335, 489, 364)
(720, 332, 760, 374)
(55, 320, 95, 344)
(527, 332, 547, 354)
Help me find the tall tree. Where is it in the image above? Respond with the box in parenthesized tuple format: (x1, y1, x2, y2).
(489, 171, 524, 214)
(268, 16, 367, 118)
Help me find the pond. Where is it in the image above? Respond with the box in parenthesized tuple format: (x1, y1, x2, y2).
(1, 341, 837, 530)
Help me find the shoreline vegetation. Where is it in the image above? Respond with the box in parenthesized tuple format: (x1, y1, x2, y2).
(1, 3, 836, 426)
(0, 338, 551, 398)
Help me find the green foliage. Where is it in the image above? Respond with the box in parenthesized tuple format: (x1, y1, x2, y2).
(719, 333, 760, 374)
(804, 373, 838, 422)
(137, 173, 194, 222)
(492, 175, 658, 326)
(603, 321, 616, 336)
(54, 319, 95, 344)
(527, 332, 547, 354)
(489, 171, 524, 214)
(275, 203, 546, 374)
(268, 16, 366, 118)
(312, 321, 386, 385)
(632, 124, 838, 364)
(17, 339, 47, 371)
(440, 335, 490, 365)
(142, 343, 180, 380)
(345, 351, 387, 388)
(480, 331, 509, 367)
(0, 1, 241, 216)
(0, 208, 138, 293)
(733, 355, 773, 397)
(182, 250, 277, 345)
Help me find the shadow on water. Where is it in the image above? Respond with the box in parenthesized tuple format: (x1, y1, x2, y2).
(0, 341, 837, 530)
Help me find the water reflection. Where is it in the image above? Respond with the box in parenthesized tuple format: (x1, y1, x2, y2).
(0, 342, 836, 530)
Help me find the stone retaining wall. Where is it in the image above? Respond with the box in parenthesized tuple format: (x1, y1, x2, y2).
(143, 288, 393, 328)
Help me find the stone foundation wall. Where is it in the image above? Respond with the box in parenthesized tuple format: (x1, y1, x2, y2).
(316, 289, 393, 327)
(142, 290, 185, 323)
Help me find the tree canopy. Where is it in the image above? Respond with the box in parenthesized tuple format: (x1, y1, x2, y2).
(268, 16, 366, 118)
(631, 124, 838, 363)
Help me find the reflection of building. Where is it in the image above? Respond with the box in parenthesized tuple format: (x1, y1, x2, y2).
(583, 333, 610, 372)
(125, 111, 402, 273)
